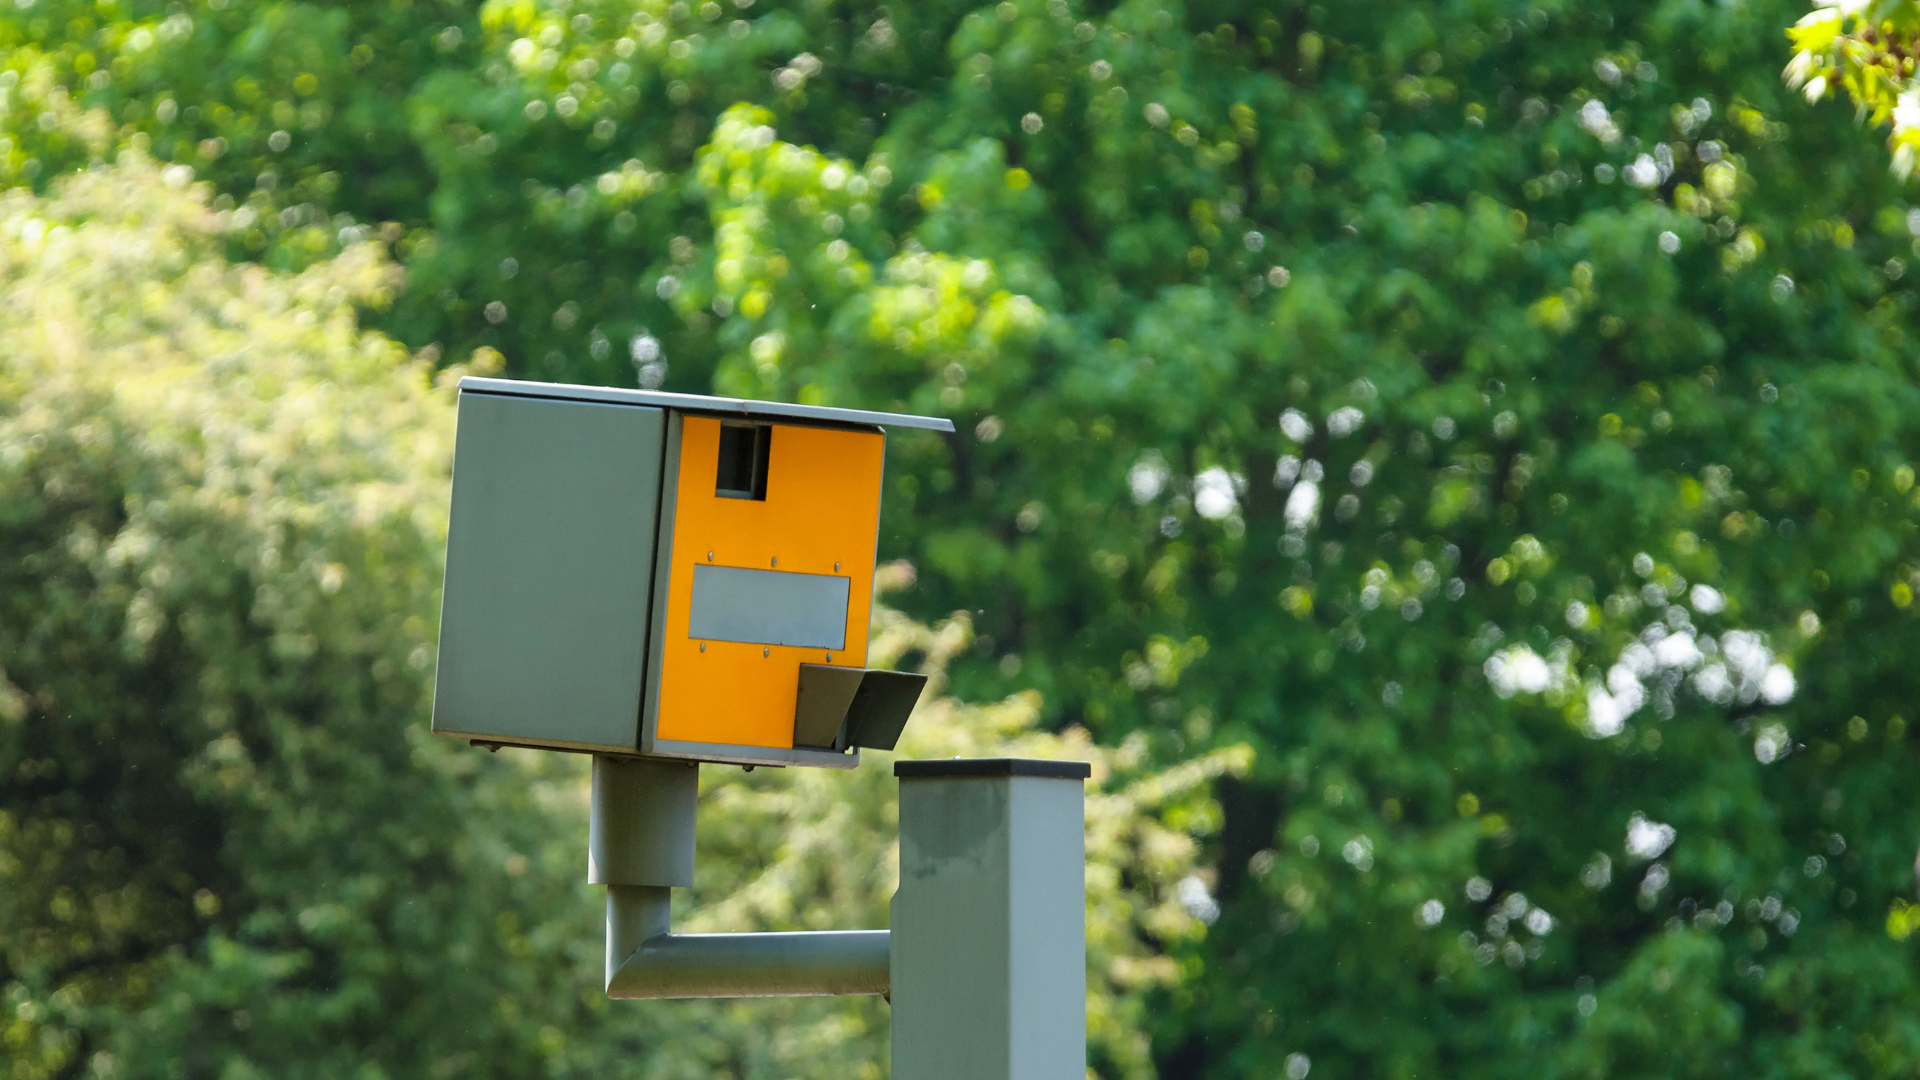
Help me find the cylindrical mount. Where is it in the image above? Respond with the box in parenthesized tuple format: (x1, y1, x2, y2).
(590, 755, 697, 887)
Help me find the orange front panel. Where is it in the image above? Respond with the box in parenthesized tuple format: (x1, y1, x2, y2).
(656, 417, 884, 748)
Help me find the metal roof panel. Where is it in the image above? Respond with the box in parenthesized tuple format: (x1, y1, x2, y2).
(458, 377, 956, 433)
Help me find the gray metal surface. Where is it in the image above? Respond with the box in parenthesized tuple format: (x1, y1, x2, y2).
(595, 757, 889, 998)
(792, 666, 929, 751)
(644, 737, 860, 770)
(843, 670, 927, 751)
(589, 757, 697, 888)
(794, 664, 865, 748)
(638, 411, 683, 755)
(606, 884, 673, 986)
(892, 763, 1088, 1080)
(432, 393, 665, 752)
(460, 376, 956, 433)
(894, 758, 1092, 780)
(607, 891, 889, 998)
(688, 564, 851, 650)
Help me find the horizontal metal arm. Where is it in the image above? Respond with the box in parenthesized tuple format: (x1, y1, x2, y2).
(604, 882, 890, 999)
(593, 761, 890, 999)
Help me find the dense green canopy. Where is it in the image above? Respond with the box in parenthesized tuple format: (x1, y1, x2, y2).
(0, 163, 1225, 1079)
(7, 0, 1920, 1075)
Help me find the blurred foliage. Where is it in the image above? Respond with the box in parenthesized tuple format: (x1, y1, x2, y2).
(0, 156, 599, 1079)
(7, 0, 1920, 1076)
(1785, 0, 1920, 176)
(0, 160, 1228, 1078)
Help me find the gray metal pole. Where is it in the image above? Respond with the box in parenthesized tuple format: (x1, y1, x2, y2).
(891, 758, 1091, 1080)
(591, 754, 891, 999)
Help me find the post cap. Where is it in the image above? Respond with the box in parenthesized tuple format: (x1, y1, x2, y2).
(893, 757, 1092, 779)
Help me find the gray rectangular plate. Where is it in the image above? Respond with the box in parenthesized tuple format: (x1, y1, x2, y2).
(688, 564, 850, 650)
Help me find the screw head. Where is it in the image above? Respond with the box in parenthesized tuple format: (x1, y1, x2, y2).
(763, 647, 770, 657)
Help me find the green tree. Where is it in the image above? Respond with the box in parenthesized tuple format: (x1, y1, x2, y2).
(10, 0, 1920, 1076)
(0, 154, 604, 1079)
(1785, 0, 1920, 175)
(0, 158, 1226, 1078)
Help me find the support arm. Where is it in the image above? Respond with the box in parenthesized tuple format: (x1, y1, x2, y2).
(591, 756, 889, 999)
(605, 885, 889, 998)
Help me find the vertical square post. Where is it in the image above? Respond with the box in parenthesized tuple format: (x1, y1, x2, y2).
(891, 758, 1090, 1080)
